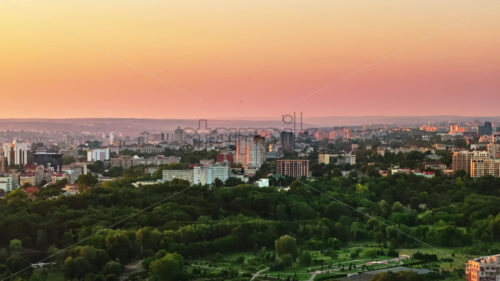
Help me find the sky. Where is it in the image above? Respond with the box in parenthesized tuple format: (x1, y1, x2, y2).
(0, 0, 499, 119)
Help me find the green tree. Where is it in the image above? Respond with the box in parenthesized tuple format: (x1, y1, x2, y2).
(76, 174, 98, 192)
(62, 155, 76, 165)
(105, 231, 134, 263)
(278, 253, 294, 268)
(9, 239, 22, 253)
(274, 235, 298, 258)
(299, 251, 312, 266)
(35, 230, 48, 251)
(73, 257, 92, 279)
(150, 253, 187, 281)
(103, 261, 124, 276)
(6, 254, 28, 273)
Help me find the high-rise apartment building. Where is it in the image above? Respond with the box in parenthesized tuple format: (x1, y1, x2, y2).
(174, 127, 184, 143)
(280, 131, 295, 153)
(452, 151, 500, 177)
(0, 155, 4, 173)
(466, 254, 500, 281)
(276, 159, 310, 179)
(452, 151, 490, 174)
(470, 159, 500, 178)
(235, 136, 266, 169)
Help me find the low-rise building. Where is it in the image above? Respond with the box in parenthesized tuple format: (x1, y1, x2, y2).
(466, 254, 500, 281)
(51, 172, 67, 184)
(162, 169, 195, 184)
(63, 184, 79, 196)
(19, 173, 37, 187)
(255, 178, 269, 187)
(162, 163, 230, 185)
(424, 161, 447, 170)
(318, 153, 356, 165)
(62, 163, 86, 183)
(0, 175, 14, 192)
(276, 159, 310, 179)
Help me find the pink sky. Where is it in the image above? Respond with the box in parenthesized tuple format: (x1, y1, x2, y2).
(1, 0, 499, 119)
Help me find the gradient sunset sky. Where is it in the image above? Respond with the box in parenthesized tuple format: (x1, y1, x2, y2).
(1, 0, 499, 119)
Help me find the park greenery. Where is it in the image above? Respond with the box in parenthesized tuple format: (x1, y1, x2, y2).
(1, 167, 500, 280)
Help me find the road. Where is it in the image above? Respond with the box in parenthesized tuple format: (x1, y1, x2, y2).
(250, 267, 269, 281)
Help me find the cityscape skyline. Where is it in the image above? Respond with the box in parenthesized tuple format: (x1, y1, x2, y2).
(1, 1, 500, 280)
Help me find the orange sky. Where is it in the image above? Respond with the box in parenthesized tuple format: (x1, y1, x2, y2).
(1, 0, 499, 119)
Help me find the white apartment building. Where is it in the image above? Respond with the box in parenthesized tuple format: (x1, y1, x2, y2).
(255, 178, 269, 187)
(163, 163, 230, 186)
(87, 148, 110, 162)
(162, 169, 194, 184)
(0, 175, 14, 192)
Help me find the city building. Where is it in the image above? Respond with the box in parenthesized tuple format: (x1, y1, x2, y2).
(466, 254, 500, 281)
(163, 163, 230, 185)
(0, 175, 14, 192)
(216, 152, 233, 164)
(33, 152, 63, 171)
(419, 124, 437, 132)
(62, 163, 86, 183)
(0, 155, 4, 173)
(488, 142, 500, 159)
(255, 178, 269, 187)
(452, 151, 490, 174)
(423, 161, 447, 170)
(51, 172, 67, 183)
(19, 173, 37, 187)
(470, 159, 500, 178)
(478, 122, 493, 136)
(318, 153, 332, 165)
(235, 136, 266, 169)
(137, 146, 164, 154)
(280, 131, 295, 153)
(110, 155, 135, 169)
(313, 130, 329, 141)
(276, 159, 310, 178)
(449, 124, 465, 135)
(162, 169, 194, 184)
(87, 148, 110, 162)
(63, 184, 79, 195)
(194, 163, 230, 185)
(2, 140, 30, 166)
(341, 152, 356, 165)
(174, 127, 184, 143)
(318, 153, 356, 165)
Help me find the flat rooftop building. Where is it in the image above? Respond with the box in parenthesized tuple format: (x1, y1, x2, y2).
(466, 254, 500, 281)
